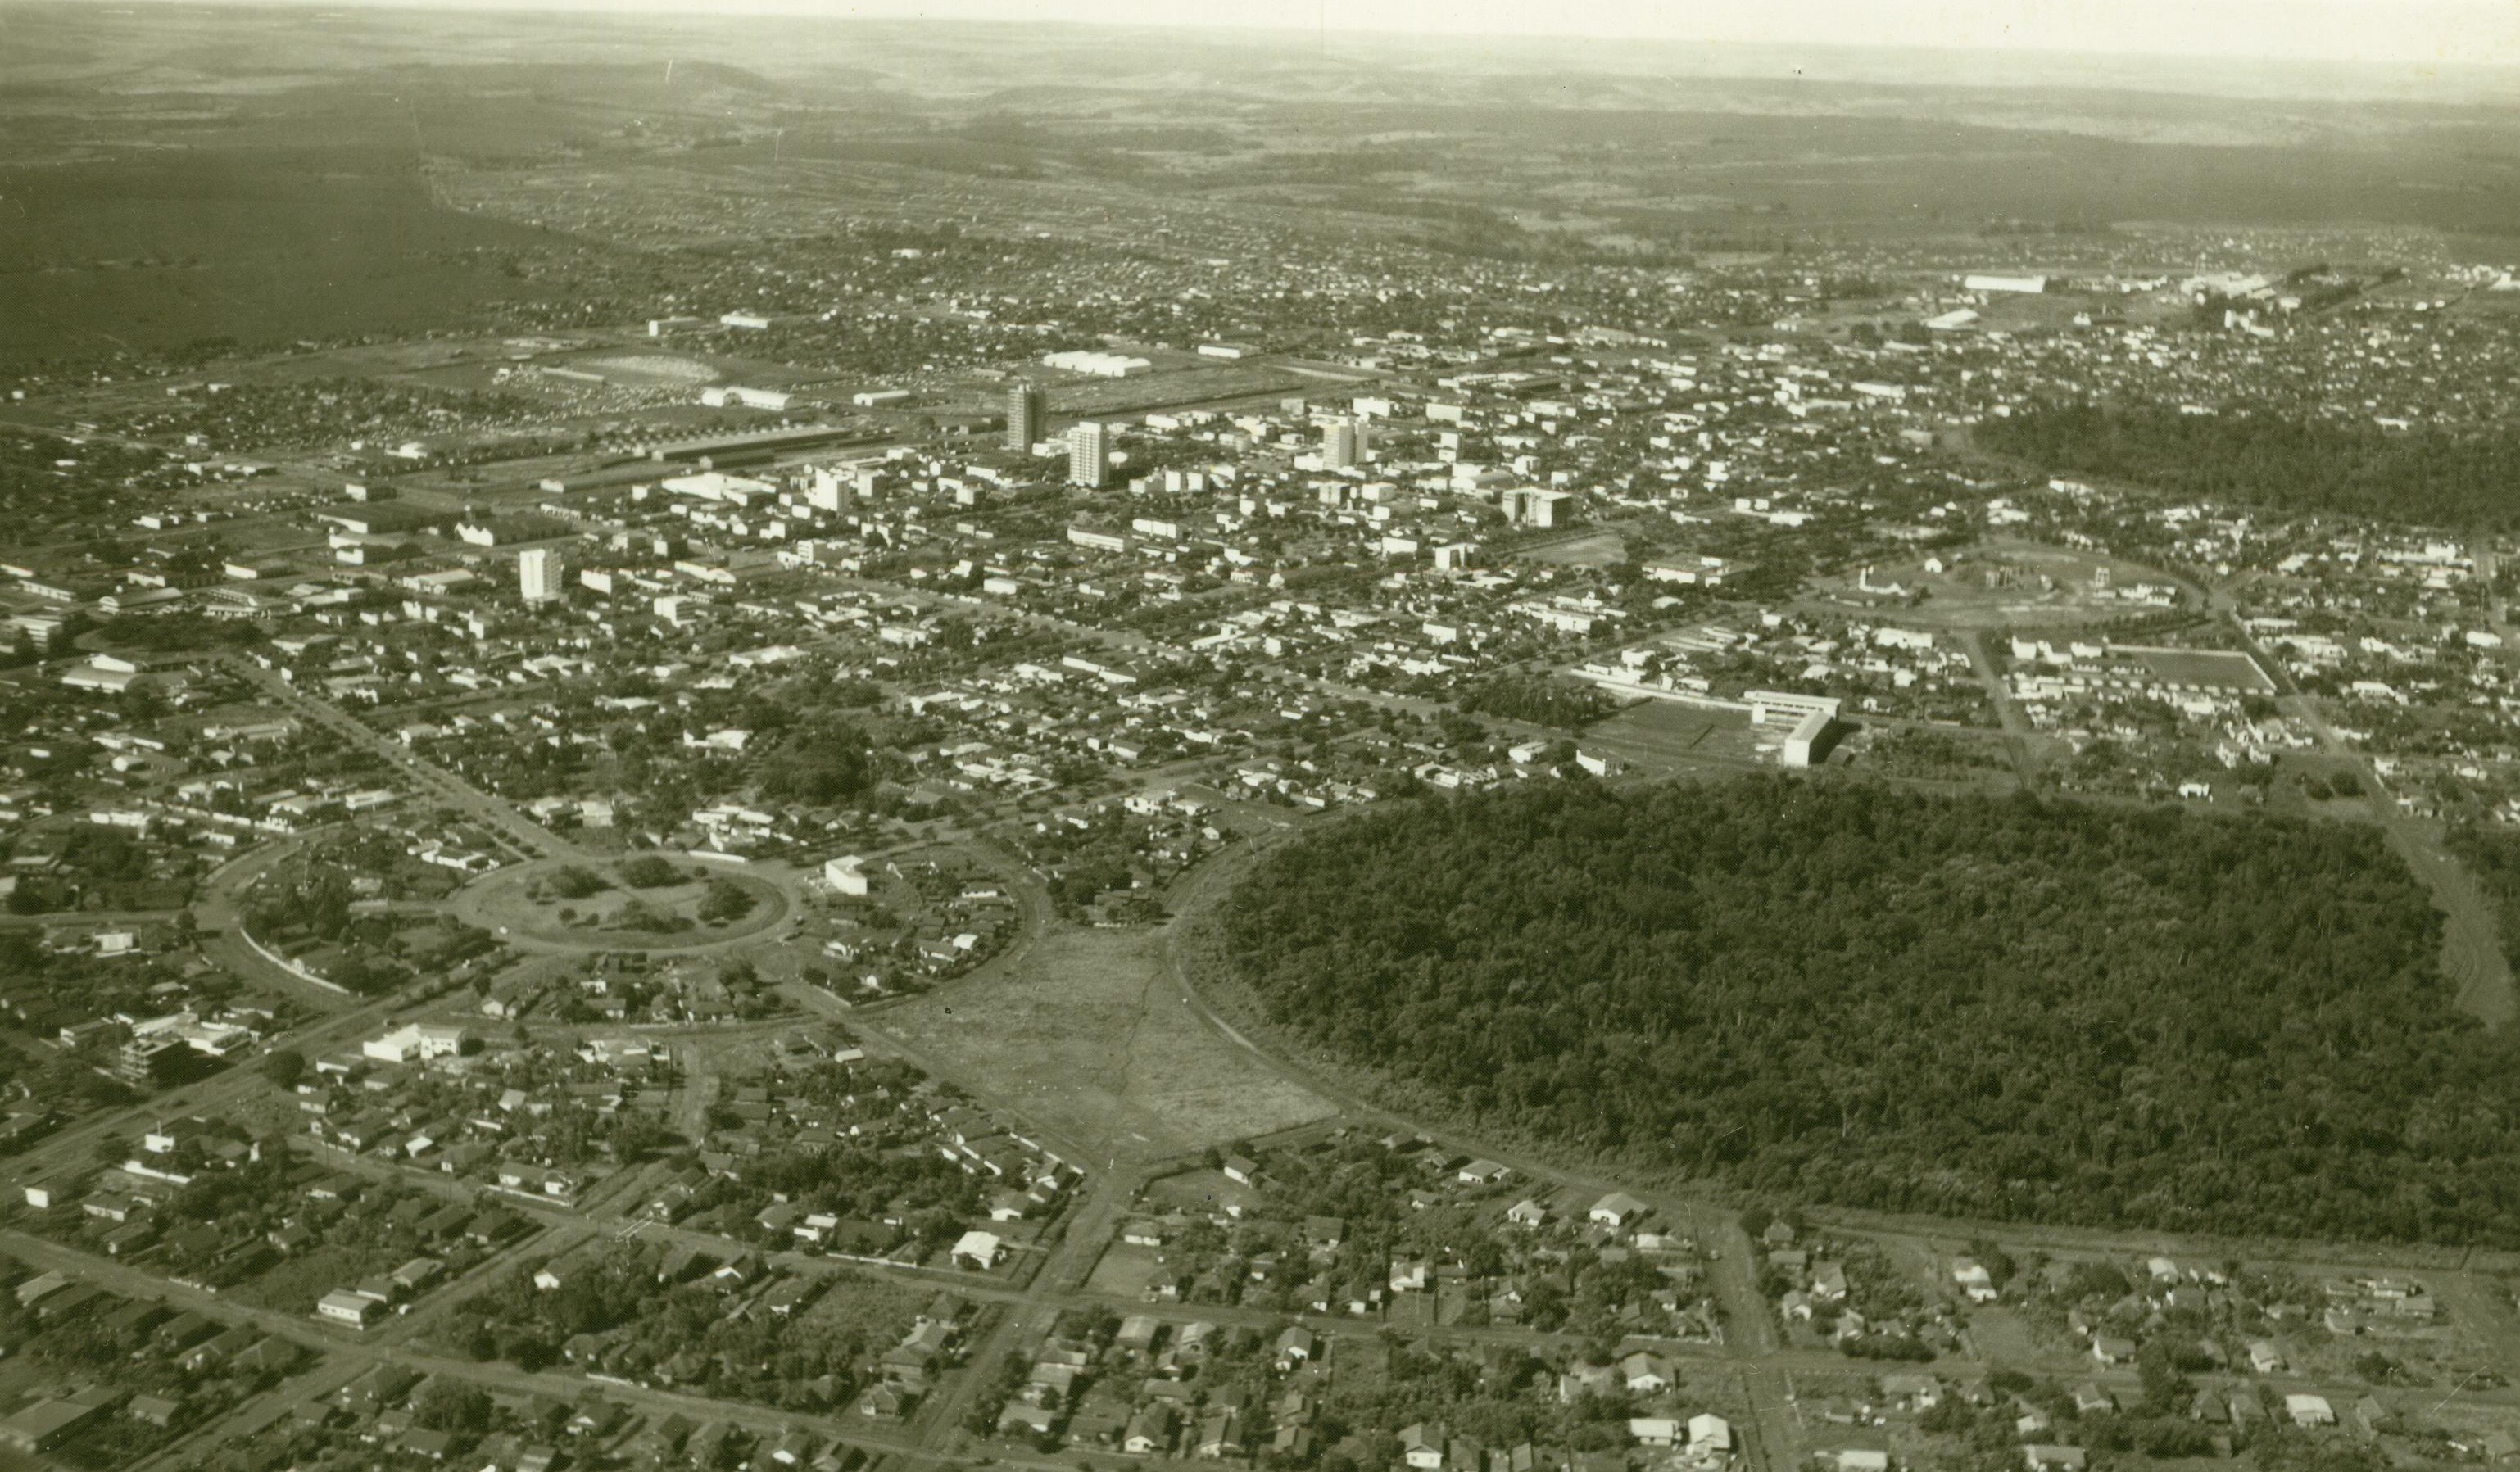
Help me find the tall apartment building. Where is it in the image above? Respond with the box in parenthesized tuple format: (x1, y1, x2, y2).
(1006, 383, 1047, 452)
(1067, 421, 1110, 489)
(1322, 416, 1361, 470)
(518, 547, 563, 603)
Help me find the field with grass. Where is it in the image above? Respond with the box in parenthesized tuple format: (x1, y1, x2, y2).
(877, 926, 1335, 1163)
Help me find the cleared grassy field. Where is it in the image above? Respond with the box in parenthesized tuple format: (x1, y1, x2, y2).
(880, 926, 1334, 1163)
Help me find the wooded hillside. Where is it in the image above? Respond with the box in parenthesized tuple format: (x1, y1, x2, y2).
(1221, 779, 2520, 1245)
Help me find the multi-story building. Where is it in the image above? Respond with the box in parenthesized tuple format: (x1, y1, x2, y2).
(1067, 422, 1110, 489)
(1323, 416, 1360, 469)
(1006, 383, 1046, 452)
(519, 547, 563, 603)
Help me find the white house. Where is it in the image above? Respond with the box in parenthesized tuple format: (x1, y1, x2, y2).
(316, 1289, 382, 1327)
(1589, 1192, 1650, 1227)
(362, 1024, 468, 1065)
(951, 1230, 1004, 1270)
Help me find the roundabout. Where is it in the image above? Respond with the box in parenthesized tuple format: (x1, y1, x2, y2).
(446, 854, 797, 954)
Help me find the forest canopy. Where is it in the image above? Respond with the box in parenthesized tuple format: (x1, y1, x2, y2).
(1220, 778, 2520, 1246)
(1976, 403, 2520, 529)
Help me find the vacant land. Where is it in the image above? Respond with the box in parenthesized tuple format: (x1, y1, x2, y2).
(878, 926, 1335, 1163)
(2132, 646, 2278, 692)
(1575, 697, 1772, 774)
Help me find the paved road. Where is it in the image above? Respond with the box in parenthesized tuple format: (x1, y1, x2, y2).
(224, 655, 581, 863)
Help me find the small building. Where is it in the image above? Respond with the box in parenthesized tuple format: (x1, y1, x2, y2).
(317, 1289, 383, 1328)
(950, 1230, 1004, 1270)
(1589, 1192, 1650, 1228)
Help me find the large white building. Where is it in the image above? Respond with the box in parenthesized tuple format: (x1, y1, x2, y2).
(700, 385, 791, 410)
(518, 547, 563, 604)
(1041, 350, 1150, 378)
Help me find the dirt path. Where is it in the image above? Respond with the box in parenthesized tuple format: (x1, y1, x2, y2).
(2382, 819, 2518, 1029)
(2275, 675, 2518, 1030)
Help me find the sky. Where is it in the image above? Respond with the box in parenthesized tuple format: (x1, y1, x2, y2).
(317, 0, 2520, 67)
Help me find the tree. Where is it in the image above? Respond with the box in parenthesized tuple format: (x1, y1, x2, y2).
(497, 1327, 556, 1371)
(619, 854, 683, 888)
(415, 1380, 493, 1434)
(2136, 1339, 2190, 1412)
(698, 878, 756, 926)
(261, 1049, 306, 1089)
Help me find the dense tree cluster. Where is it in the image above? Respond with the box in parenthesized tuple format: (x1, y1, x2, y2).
(1457, 675, 1616, 731)
(755, 722, 875, 805)
(1222, 778, 2520, 1245)
(1977, 404, 2520, 529)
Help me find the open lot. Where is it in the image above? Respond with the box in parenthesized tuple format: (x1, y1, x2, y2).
(2128, 645, 2279, 692)
(877, 926, 1335, 1163)
(1809, 539, 2186, 632)
(1578, 696, 1776, 773)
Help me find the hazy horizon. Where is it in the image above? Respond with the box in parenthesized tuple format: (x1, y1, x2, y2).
(15, 0, 2519, 111)
(52, 0, 2518, 68)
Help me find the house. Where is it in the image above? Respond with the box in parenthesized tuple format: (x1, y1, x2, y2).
(1689, 1414, 1732, 1452)
(316, 1289, 382, 1327)
(0, 1393, 116, 1453)
(1458, 1160, 1511, 1185)
(2069, 1384, 2113, 1416)
(1629, 1419, 1680, 1447)
(1835, 1452, 1890, 1472)
(1951, 1258, 1999, 1302)
(2090, 1335, 2137, 1366)
(403, 1429, 456, 1461)
(1400, 1424, 1447, 1470)
(1507, 1199, 1549, 1228)
(1881, 1373, 1941, 1410)
(1122, 1404, 1176, 1456)
(2246, 1339, 2285, 1375)
(1222, 1156, 1258, 1185)
(1194, 1410, 1244, 1458)
(999, 1402, 1057, 1438)
(1557, 1363, 1620, 1403)
(770, 1428, 818, 1465)
(2024, 1447, 2086, 1472)
(1589, 1193, 1650, 1228)
(1276, 1326, 1316, 1366)
(1620, 1352, 1674, 1394)
(950, 1230, 1004, 1270)
(859, 1385, 913, 1420)
(2286, 1395, 2336, 1428)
